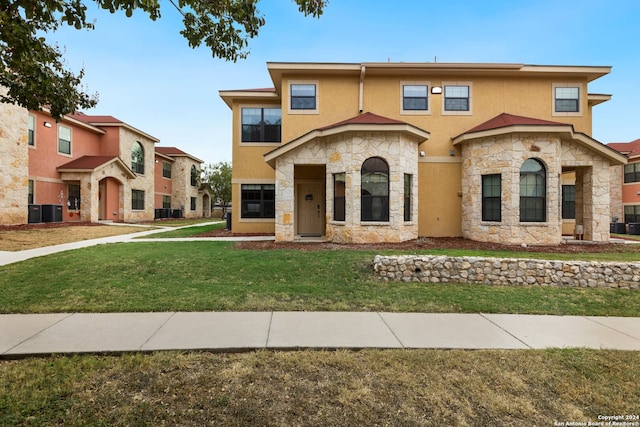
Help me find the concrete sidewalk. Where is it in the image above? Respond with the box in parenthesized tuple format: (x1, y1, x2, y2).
(0, 222, 274, 266)
(2, 312, 640, 357)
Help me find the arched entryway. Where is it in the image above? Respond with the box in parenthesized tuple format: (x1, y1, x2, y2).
(99, 177, 123, 221)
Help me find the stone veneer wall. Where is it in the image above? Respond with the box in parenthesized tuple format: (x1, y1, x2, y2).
(0, 99, 28, 225)
(609, 164, 623, 222)
(275, 131, 419, 243)
(461, 132, 612, 245)
(120, 129, 155, 221)
(171, 157, 201, 218)
(374, 255, 640, 289)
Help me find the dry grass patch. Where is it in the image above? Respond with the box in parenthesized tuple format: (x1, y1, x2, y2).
(1, 349, 638, 426)
(0, 225, 146, 251)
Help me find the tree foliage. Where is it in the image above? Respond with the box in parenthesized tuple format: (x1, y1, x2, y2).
(0, 0, 326, 119)
(201, 161, 232, 212)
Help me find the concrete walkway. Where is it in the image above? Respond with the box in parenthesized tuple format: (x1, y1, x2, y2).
(2, 311, 640, 357)
(2, 222, 640, 357)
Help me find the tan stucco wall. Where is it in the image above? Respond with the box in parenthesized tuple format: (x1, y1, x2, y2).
(0, 99, 28, 225)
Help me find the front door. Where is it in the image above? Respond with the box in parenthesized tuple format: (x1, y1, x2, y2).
(296, 182, 324, 237)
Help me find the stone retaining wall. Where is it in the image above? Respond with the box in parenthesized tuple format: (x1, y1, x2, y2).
(373, 255, 640, 289)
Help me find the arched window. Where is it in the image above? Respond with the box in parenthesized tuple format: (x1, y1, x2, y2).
(131, 142, 144, 174)
(520, 158, 546, 222)
(190, 165, 198, 187)
(361, 157, 389, 222)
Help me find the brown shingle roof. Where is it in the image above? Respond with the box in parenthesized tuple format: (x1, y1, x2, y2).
(57, 156, 120, 170)
(465, 113, 564, 134)
(156, 147, 188, 156)
(318, 112, 408, 131)
(69, 112, 122, 124)
(608, 139, 640, 157)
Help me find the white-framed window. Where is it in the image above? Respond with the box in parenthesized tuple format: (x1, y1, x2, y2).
(442, 82, 472, 116)
(553, 83, 582, 116)
(288, 80, 319, 114)
(58, 125, 72, 155)
(28, 115, 35, 146)
(401, 82, 431, 115)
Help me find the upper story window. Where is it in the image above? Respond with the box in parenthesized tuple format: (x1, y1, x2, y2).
(553, 84, 581, 116)
(131, 142, 145, 175)
(624, 163, 640, 183)
(190, 165, 198, 187)
(28, 115, 35, 146)
(401, 84, 429, 114)
(289, 81, 319, 114)
(241, 108, 281, 142)
(444, 85, 470, 112)
(520, 158, 546, 222)
(58, 125, 71, 155)
(162, 161, 172, 178)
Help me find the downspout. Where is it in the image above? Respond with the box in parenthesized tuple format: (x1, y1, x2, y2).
(359, 64, 365, 113)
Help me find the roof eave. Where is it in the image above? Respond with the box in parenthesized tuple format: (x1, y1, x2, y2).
(265, 123, 430, 168)
(452, 125, 627, 165)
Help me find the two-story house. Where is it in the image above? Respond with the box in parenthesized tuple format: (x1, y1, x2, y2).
(607, 139, 640, 230)
(220, 62, 626, 245)
(155, 147, 213, 219)
(0, 99, 211, 225)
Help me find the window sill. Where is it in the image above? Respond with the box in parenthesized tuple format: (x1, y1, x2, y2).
(360, 221, 390, 226)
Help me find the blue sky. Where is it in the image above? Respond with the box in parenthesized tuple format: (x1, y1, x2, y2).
(49, 0, 640, 165)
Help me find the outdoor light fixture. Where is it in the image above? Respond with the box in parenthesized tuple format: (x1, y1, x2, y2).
(43, 122, 52, 128)
(419, 151, 426, 157)
(431, 86, 442, 94)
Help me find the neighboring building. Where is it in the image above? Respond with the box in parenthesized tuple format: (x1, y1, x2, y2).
(220, 61, 626, 245)
(155, 147, 213, 219)
(1, 107, 210, 225)
(607, 139, 640, 227)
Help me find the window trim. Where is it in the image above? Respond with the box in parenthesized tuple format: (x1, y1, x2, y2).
(28, 179, 35, 204)
(400, 82, 431, 115)
(240, 106, 282, 144)
(131, 141, 145, 175)
(57, 124, 72, 155)
(442, 82, 472, 116)
(361, 157, 390, 223)
(561, 184, 576, 220)
(67, 183, 81, 211)
(552, 83, 582, 117)
(28, 114, 36, 147)
(624, 204, 640, 224)
(333, 172, 346, 222)
(190, 165, 198, 187)
(519, 158, 547, 223)
(162, 161, 172, 179)
(288, 80, 319, 115)
(131, 189, 145, 211)
(240, 183, 276, 219)
(404, 174, 412, 222)
(482, 174, 502, 222)
(624, 163, 640, 184)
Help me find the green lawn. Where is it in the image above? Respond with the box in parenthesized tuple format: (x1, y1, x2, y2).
(140, 221, 226, 238)
(1, 241, 639, 316)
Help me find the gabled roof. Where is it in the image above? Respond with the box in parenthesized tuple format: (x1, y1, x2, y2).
(155, 146, 203, 163)
(452, 113, 627, 165)
(463, 113, 563, 134)
(608, 139, 640, 158)
(67, 112, 160, 143)
(56, 155, 136, 178)
(264, 112, 429, 167)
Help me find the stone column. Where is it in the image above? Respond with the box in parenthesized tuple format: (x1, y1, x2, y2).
(275, 158, 294, 241)
(0, 99, 28, 225)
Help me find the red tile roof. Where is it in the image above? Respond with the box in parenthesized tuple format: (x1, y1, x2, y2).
(318, 112, 408, 131)
(156, 146, 188, 156)
(57, 156, 120, 170)
(69, 112, 122, 124)
(465, 113, 565, 134)
(608, 139, 640, 157)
